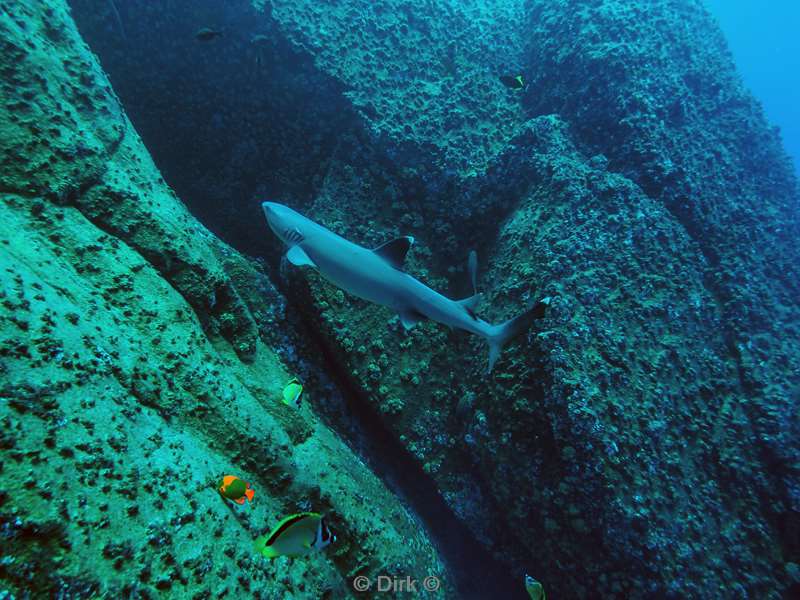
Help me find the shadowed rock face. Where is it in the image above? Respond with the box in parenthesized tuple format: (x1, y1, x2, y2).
(264, 0, 529, 175)
(0, 2, 452, 598)
(66, 0, 362, 259)
(65, 0, 800, 598)
(517, 1, 800, 594)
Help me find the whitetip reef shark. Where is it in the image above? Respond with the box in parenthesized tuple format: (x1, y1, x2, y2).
(262, 202, 550, 372)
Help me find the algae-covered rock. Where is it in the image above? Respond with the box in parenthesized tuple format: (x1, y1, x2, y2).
(52, 0, 800, 598)
(249, 2, 800, 598)
(0, 2, 452, 598)
(264, 0, 529, 175)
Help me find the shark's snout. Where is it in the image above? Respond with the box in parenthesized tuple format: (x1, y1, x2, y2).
(261, 201, 278, 219)
(261, 201, 284, 231)
(261, 201, 298, 244)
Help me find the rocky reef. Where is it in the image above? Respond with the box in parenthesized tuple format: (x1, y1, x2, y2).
(5, 0, 800, 598)
(0, 2, 452, 598)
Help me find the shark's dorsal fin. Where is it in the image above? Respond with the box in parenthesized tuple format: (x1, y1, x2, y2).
(398, 308, 426, 330)
(457, 293, 482, 320)
(286, 245, 316, 267)
(373, 236, 414, 269)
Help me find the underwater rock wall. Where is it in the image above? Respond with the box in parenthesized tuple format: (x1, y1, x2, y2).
(67, 0, 362, 258)
(260, 0, 800, 597)
(519, 0, 800, 592)
(0, 2, 453, 598)
(467, 115, 793, 596)
(265, 0, 529, 176)
(62, 0, 800, 598)
(257, 0, 800, 596)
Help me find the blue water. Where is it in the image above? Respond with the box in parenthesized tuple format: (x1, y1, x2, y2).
(705, 0, 800, 175)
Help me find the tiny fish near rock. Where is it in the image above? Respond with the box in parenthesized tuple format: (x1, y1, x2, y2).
(195, 28, 222, 42)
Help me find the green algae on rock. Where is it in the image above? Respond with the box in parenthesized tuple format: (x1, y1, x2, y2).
(13, 0, 800, 598)
(0, 1, 452, 598)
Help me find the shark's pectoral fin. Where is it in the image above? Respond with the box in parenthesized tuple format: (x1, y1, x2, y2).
(286, 245, 316, 268)
(398, 309, 426, 330)
(457, 293, 483, 320)
(374, 236, 414, 269)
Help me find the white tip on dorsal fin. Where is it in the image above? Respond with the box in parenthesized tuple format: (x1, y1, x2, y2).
(373, 236, 414, 269)
(286, 245, 316, 267)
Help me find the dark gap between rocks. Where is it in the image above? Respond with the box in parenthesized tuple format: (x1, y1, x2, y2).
(288, 295, 529, 600)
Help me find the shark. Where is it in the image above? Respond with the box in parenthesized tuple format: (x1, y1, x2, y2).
(261, 201, 549, 372)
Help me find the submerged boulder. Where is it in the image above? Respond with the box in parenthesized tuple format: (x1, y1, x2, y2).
(257, 1, 800, 597)
(249, 1, 800, 596)
(0, 2, 451, 598)
(62, 0, 800, 598)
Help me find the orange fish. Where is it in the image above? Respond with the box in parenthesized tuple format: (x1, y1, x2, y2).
(218, 475, 255, 505)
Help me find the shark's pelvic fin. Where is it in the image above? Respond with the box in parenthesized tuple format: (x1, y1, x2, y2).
(286, 245, 316, 267)
(457, 293, 483, 320)
(373, 236, 414, 269)
(398, 308, 426, 330)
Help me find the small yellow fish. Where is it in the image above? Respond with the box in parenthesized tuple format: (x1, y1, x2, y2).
(499, 74, 525, 89)
(282, 378, 304, 408)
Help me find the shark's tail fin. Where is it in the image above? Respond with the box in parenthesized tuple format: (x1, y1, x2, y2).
(486, 297, 551, 372)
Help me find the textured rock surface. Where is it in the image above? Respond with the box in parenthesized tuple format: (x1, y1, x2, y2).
(66, 0, 367, 259)
(260, 2, 800, 595)
(0, 2, 452, 598)
(265, 0, 528, 175)
(518, 1, 800, 595)
(65, 0, 800, 598)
